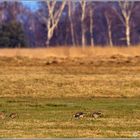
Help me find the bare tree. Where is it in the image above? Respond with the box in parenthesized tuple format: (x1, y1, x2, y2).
(44, 0, 66, 46)
(80, 0, 86, 48)
(89, 2, 95, 46)
(68, 1, 76, 46)
(0, 9, 3, 23)
(118, 1, 135, 46)
(105, 11, 113, 46)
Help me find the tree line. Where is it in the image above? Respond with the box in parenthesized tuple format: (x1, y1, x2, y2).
(0, 1, 140, 48)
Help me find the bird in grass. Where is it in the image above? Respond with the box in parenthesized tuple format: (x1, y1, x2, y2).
(91, 111, 103, 119)
(9, 113, 19, 119)
(0, 111, 6, 120)
(73, 112, 85, 118)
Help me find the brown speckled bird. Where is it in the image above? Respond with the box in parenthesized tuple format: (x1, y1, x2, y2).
(92, 111, 103, 119)
(9, 113, 18, 119)
(0, 111, 5, 120)
(73, 112, 85, 118)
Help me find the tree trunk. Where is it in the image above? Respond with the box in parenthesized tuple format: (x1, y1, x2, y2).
(105, 14, 113, 46)
(108, 23, 113, 46)
(80, 0, 86, 49)
(68, 1, 76, 46)
(81, 23, 86, 48)
(125, 18, 131, 46)
(90, 7, 94, 46)
(46, 26, 53, 46)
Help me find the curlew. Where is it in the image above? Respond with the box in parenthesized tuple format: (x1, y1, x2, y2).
(73, 112, 85, 118)
(9, 113, 19, 119)
(91, 111, 103, 119)
(0, 111, 5, 120)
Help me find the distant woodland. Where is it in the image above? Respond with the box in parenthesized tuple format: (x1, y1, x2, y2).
(0, 1, 140, 47)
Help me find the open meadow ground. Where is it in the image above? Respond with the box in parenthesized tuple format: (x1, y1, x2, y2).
(0, 47, 140, 138)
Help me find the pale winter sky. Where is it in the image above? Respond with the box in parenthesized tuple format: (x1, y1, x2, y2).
(22, 0, 39, 11)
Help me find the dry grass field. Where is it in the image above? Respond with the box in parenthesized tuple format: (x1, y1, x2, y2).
(0, 46, 140, 58)
(0, 47, 140, 138)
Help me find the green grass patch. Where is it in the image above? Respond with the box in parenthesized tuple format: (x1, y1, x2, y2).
(0, 97, 140, 138)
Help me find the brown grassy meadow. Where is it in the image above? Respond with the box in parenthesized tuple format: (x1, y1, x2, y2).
(0, 46, 140, 138)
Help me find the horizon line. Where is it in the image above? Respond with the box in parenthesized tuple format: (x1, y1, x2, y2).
(0, 0, 139, 2)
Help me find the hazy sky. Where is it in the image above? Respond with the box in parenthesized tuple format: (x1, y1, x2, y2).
(22, 0, 39, 11)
